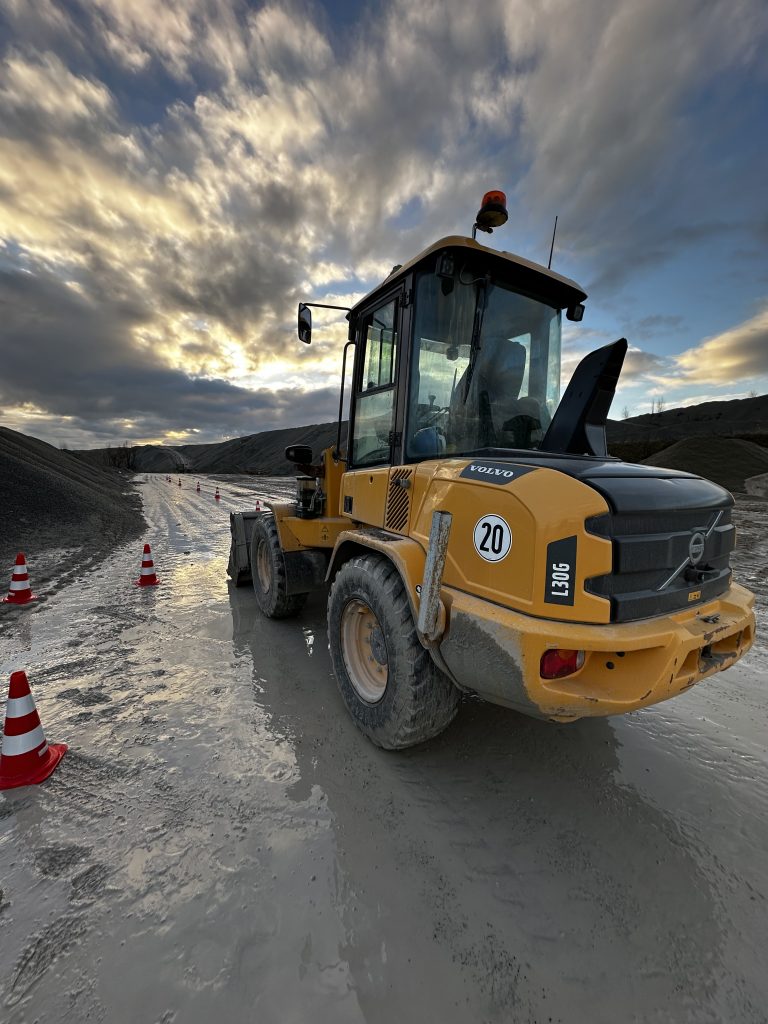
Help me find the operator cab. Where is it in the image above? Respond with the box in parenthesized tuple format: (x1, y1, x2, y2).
(402, 241, 586, 461)
(296, 191, 613, 476)
(343, 222, 588, 470)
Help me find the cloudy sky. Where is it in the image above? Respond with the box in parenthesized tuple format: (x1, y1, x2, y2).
(0, 0, 766, 448)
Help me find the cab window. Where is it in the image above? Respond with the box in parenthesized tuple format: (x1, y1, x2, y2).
(352, 298, 398, 466)
(406, 270, 560, 457)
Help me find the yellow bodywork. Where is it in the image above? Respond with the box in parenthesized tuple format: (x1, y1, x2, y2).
(269, 448, 756, 721)
(439, 581, 754, 720)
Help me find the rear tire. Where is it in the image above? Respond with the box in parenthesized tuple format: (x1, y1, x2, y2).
(250, 514, 307, 618)
(327, 554, 459, 749)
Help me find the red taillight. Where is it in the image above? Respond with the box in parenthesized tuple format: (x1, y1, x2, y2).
(540, 648, 585, 680)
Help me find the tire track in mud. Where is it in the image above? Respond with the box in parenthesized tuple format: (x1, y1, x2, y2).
(5, 914, 88, 1008)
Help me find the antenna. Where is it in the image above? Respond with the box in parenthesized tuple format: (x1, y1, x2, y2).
(547, 215, 558, 269)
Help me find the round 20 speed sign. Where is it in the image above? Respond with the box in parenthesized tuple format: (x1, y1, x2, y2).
(473, 514, 512, 563)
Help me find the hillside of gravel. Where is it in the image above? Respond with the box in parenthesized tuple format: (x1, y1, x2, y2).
(188, 421, 344, 474)
(606, 393, 768, 462)
(0, 426, 144, 597)
(75, 421, 346, 475)
(642, 437, 768, 494)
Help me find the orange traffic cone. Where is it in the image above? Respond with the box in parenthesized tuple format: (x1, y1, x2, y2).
(255, 498, 262, 512)
(135, 543, 159, 587)
(3, 553, 37, 605)
(0, 671, 67, 790)
(215, 487, 220, 501)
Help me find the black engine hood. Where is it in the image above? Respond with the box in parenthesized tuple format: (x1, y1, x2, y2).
(467, 449, 733, 514)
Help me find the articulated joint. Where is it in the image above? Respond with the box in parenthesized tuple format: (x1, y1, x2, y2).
(417, 510, 452, 645)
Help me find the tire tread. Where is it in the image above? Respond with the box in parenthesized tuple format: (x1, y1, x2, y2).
(251, 514, 307, 619)
(327, 554, 458, 749)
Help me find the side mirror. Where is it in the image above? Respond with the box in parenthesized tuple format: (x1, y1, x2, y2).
(566, 303, 585, 322)
(285, 444, 313, 465)
(298, 303, 312, 344)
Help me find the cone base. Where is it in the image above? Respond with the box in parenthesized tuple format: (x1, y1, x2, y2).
(134, 577, 160, 587)
(2, 593, 38, 605)
(0, 742, 67, 790)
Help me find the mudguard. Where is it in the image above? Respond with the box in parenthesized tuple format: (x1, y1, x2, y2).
(326, 528, 427, 620)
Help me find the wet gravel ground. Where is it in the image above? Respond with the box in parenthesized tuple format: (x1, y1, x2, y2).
(0, 476, 767, 1023)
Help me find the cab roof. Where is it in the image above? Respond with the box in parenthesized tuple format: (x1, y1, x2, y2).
(348, 235, 588, 319)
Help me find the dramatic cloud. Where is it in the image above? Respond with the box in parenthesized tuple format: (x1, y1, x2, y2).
(0, 0, 766, 445)
(0, 263, 339, 445)
(630, 315, 684, 341)
(674, 308, 768, 386)
(622, 346, 669, 379)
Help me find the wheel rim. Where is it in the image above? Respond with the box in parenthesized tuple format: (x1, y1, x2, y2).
(340, 598, 388, 703)
(256, 539, 271, 593)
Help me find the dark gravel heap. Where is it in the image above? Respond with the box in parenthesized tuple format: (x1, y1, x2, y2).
(75, 420, 348, 475)
(0, 426, 144, 598)
(643, 437, 768, 494)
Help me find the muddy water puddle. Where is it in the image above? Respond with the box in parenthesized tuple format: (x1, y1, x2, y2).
(0, 477, 767, 1022)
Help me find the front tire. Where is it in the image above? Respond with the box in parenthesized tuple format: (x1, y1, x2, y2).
(250, 514, 307, 618)
(327, 554, 459, 749)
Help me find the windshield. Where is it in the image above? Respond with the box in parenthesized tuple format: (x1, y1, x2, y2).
(406, 268, 561, 458)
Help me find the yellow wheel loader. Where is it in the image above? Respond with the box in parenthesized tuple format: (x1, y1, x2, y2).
(229, 191, 755, 749)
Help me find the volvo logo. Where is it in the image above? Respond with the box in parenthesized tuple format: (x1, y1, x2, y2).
(657, 512, 721, 592)
(688, 532, 706, 565)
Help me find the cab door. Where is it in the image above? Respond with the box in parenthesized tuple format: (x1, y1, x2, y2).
(343, 288, 408, 526)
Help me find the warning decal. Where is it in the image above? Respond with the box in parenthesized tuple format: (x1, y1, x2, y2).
(473, 515, 512, 563)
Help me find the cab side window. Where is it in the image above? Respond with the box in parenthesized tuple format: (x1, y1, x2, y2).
(352, 298, 399, 466)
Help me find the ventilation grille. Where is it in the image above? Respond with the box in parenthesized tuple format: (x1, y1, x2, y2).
(385, 469, 412, 532)
(585, 506, 734, 621)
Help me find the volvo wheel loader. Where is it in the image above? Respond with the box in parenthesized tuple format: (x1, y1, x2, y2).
(228, 190, 755, 749)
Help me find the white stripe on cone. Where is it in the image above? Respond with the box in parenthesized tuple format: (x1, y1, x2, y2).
(2, 724, 46, 757)
(6, 694, 35, 718)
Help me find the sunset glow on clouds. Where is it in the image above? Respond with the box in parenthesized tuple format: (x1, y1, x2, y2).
(0, 0, 766, 446)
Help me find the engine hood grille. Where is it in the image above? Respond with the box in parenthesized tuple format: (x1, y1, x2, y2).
(585, 504, 733, 621)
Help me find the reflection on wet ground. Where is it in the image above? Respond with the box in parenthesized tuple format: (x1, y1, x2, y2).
(0, 477, 766, 1022)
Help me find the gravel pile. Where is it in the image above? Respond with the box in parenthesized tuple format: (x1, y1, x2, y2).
(76, 421, 346, 475)
(609, 393, 768, 444)
(0, 426, 144, 598)
(643, 437, 768, 493)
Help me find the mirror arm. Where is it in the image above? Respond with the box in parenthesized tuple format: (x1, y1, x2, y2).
(299, 302, 352, 344)
(302, 303, 352, 312)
